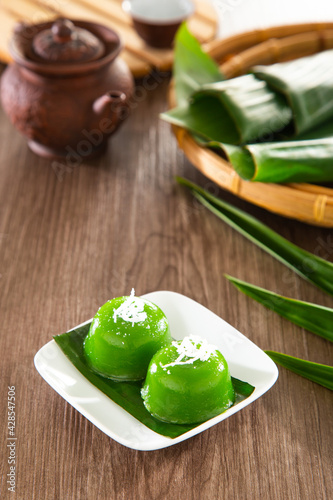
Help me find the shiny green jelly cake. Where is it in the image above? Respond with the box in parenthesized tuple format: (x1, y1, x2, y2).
(141, 335, 235, 424)
(83, 290, 171, 381)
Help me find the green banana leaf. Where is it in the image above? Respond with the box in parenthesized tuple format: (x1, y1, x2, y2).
(253, 49, 333, 135)
(265, 351, 333, 390)
(225, 275, 333, 342)
(176, 177, 333, 297)
(164, 95, 240, 144)
(193, 76, 292, 143)
(173, 23, 223, 106)
(246, 138, 333, 183)
(164, 25, 292, 145)
(163, 24, 239, 144)
(164, 27, 333, 184)
(201, 137, 333, 184)
(163, 75, 292, 145)
(295, 118, 333, 140)
(54, 323, 255, 438)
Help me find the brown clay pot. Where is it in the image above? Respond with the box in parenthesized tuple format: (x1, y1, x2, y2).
(0, 18, 134, 159)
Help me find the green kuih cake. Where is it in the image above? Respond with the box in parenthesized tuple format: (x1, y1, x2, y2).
(141, 335, 235, 424)
(83, 289, 172, 381)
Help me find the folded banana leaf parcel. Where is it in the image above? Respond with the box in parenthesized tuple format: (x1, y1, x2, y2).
(162, 25, 333, 184)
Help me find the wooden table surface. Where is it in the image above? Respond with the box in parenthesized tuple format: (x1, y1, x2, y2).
(1, 5, 333, 499)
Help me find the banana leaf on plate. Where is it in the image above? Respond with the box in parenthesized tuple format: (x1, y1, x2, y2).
(54, 323, 255, 438)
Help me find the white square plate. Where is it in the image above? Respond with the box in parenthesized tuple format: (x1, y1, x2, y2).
(34, 291, 278, 451)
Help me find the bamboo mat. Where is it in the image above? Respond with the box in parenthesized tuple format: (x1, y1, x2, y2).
(0, 0, 217, 77)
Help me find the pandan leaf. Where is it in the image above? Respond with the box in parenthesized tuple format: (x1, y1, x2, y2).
(265, 351, 333, 390)
(225, 275, 333, 342)
(176, 177, 333, 297)
(54, 324, 255, 438)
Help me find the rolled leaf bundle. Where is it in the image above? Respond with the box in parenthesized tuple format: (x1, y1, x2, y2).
(165, 24, 239, 144)
(253, 49, 333, 135)
(244, 138, 333, 183)
(163, 26, 333, 184)
(203, 137, 333, 184)
(166, 75, 292, 145)
(165, 95, 240, 144)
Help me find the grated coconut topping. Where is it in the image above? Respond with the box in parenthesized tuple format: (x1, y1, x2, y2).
(162, 335, 217, 369)
(113, 288, 147, 326)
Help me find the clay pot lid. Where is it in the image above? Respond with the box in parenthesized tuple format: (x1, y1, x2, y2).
(10, 19, 122, 76)
(32, 18, 105, 63)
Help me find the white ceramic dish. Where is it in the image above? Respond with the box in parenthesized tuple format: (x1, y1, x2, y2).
(34, 291, 278, 451)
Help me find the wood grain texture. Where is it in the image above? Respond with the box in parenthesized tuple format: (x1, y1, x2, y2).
(0, 69, 332, 500)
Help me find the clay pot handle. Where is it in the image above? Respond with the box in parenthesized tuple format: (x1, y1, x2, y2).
(93, 91, 128, 134)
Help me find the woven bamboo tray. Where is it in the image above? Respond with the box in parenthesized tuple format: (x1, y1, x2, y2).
(0, 0, 217, 78)
(170, 23, 333, 227)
